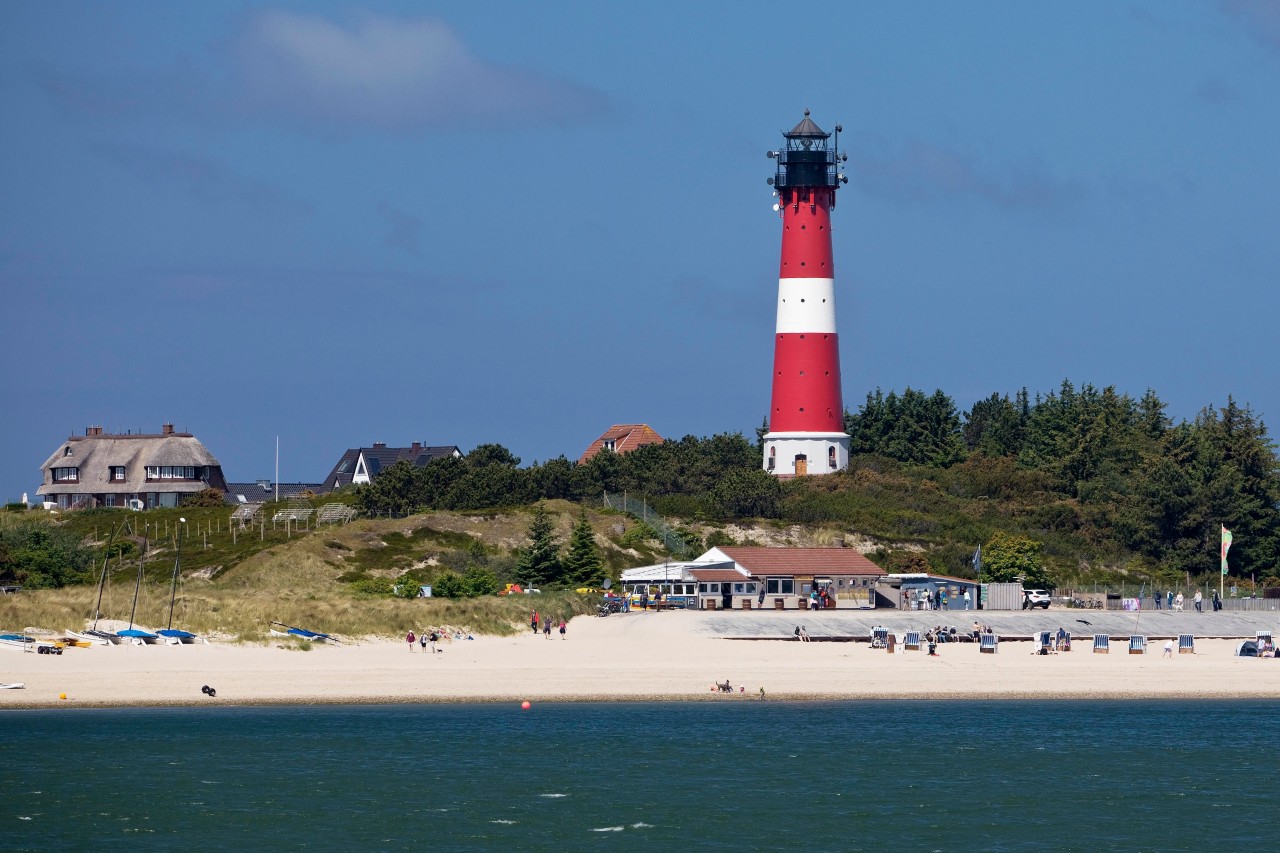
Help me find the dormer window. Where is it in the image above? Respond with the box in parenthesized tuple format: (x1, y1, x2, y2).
(110, 466, 126, 482)
(54, 467, 79, 482)
(64, 446, 73, 457)
(603, 439, 617, 452)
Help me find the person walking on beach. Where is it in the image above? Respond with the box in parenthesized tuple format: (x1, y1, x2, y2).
(406, 630, 416, 652)
(1174, 592, 1184, 611)
(1213, 589, 1221, 612)
(641, 591, 649, 611)
(1194, 590, 1203, 613)
(559, 618, 567, 639)
(531, 611, 539, 634)
(1154, 589, 1162, 610)
(543, 617, 552, 639)
(1167, 590, 1174, 609)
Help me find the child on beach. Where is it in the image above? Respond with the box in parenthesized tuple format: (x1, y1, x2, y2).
(559, 619, 566, 639)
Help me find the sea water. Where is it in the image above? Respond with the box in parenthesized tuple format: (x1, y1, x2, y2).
(2, 700, 1274, 851)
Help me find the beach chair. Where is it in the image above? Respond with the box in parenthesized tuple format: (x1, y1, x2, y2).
(871, 627, 887, 649)
(1257, 631, 1273, 646)
(1178, 634, 1195, 654)
(1128, 635, 1147, 655)
(979, 633, 999, 654)
(1060, 631, 1072, 652)
(904, 631, 922, 651)
(1035, 631, 1052, 655)
(1093, 634, 1110, 654)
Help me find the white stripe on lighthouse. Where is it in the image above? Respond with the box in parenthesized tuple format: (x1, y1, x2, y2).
(775, 278, 837, 334)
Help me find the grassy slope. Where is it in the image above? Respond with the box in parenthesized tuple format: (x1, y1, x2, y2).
(2, 500, 658, 640)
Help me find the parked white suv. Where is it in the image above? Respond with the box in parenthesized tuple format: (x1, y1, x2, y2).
(1023, 589, 1051, 609)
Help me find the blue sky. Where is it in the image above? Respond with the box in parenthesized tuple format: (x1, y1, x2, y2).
(3, 1, 1279, 500)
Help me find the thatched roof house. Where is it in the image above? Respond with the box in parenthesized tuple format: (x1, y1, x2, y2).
(37, 424, 227, 510)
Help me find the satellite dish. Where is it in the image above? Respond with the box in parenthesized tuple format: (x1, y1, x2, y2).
(603, 578, 612, 589)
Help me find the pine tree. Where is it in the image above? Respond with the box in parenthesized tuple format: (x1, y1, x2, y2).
(562, 510, 605, 588)
(515, 505, 561, 588)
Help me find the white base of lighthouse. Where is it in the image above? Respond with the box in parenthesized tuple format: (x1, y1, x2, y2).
(763, 431, 850, 477)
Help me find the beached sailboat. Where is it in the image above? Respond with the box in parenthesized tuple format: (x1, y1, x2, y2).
(269, 621, 336, 643)
(117, 530, 162, 645)
(156, 518, 204, 644)
(73, 522, 128, 644)
(0, 633, 64, 654)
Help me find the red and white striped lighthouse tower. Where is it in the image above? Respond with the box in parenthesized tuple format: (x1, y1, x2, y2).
(763, 110, 850, 477)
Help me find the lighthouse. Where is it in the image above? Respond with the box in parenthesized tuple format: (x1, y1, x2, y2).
(762, 110, 850, 477)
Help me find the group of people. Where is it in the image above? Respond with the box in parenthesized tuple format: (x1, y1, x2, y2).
(925, 625, 964, 643)
(404, 628, 452, 653)
(807, 587, 833, 611)
(970, 621, 996, 641)
(1152, 589, 1221, 612)
(902, 587, 972, 611)
(530, 611, 567, 639)
(793, 625, 812, 642)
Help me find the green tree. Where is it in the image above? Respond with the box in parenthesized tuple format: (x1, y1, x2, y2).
(980, 531, 1053, 588)
(711, 468, 782, 519)
(515, 505, 561, 588)
(462, 566, 501, 597)
(0, 517, 95, 588)
(561, 510, 605, 588)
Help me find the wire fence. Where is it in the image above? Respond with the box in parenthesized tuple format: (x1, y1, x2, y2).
(600, 491, 692, 559)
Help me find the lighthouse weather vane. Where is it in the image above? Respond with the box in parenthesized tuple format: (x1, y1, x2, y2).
(761, 109, 851, 477)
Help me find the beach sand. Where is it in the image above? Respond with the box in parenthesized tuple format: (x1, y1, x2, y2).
(2, 611, 1277, 708)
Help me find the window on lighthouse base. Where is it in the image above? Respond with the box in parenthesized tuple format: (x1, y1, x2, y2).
(829, 446, 837, 469)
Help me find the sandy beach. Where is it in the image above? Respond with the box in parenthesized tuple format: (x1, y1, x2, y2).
(3, 610, 1278, 709)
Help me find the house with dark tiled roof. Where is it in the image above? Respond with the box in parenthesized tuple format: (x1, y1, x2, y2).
(223, 480, 324, 505)
(37, 424, 227, 510)
(578, 424, 664, 464)
(321, 441, 462, 492)
(698, 546, 886, 610)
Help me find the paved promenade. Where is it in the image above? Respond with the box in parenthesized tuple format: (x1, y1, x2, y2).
(682, 606, 1280, 641)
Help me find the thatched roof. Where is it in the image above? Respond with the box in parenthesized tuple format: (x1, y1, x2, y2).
(38, 432, 222, 495)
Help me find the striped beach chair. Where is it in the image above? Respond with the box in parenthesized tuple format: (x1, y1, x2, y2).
(871, 627, 888, 649)
(1178, 634, 1195, 654)
(979, 633, 999, 654)
(1035, 631, 1052, 655)
(904, 631, 922, 651)
(1060, 631, 1071, 652)
(1128, 635, 1147, 655)
(1093, 634, 1110, 654)
(1257, 631, 1273, 646)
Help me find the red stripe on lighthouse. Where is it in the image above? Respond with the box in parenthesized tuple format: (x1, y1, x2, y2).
(778, 189, 834, 278)
(770, 332, 844, 432)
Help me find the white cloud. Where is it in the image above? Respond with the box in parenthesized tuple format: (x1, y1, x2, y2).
(233, 12, 609, 131)
(850, 140, 1085, 212)
(1221, 0, 1280, 55)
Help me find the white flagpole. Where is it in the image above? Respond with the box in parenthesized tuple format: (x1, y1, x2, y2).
(275, 436, 280, 503)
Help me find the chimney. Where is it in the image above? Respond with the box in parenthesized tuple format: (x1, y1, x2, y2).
(85, 425, 103, 437)
(162, 423, 174, 436)
(411, 441, 422, 453)
(372, 442, 386, 449)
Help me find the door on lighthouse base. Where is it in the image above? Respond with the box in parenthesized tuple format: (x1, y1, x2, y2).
(794, 455, 808, 476)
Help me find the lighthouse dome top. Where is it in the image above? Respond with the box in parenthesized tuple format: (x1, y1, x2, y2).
(785, 109, 829, 141)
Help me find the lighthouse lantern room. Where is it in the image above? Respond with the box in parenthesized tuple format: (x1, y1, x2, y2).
(762, 110, 851, 477)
